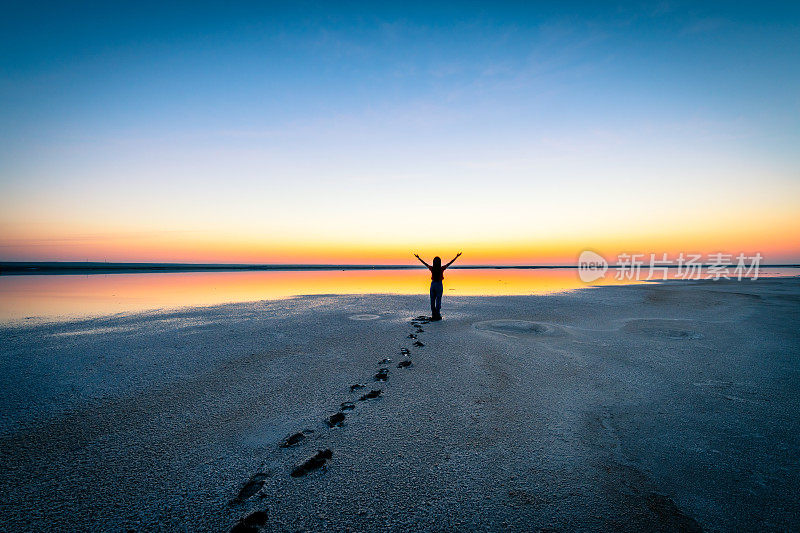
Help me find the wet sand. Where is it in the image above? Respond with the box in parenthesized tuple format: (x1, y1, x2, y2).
(0, 278, 798, 531)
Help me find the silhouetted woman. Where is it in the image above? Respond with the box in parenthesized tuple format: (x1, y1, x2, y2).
(414, 252, 462, 320)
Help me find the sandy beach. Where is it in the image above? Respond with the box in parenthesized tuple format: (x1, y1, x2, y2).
(0, 278, 798, 531)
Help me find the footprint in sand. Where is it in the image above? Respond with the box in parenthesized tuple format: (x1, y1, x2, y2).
(408, 333, 417, 339)
(279, 430, 313, 448)
(291, 449, 333, 477)
(359, 389, 382, 401)
(375, 368, 389, 381)
(230, 509, 268, 533)
(412, 341, 425, 347)
(397, 360, 412, 368)
(340, 401, 356, 411)
(400, 348, 410, 356)
(378, 358, 393, 364)
(411, 318, 429, 330)
(231, 473, 269, 504)
(327, 412, 346, 427)
(350, 383, 366, 391)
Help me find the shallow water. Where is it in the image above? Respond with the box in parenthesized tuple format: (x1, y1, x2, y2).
(0, 267, 797, 323)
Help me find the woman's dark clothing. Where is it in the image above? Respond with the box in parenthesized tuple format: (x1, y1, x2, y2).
(430, 266, 444, 281)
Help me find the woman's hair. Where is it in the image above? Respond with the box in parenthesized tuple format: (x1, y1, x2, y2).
(433, 256, 442, 269)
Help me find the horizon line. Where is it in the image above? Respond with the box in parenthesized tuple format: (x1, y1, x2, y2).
(1, 261, 799, 275)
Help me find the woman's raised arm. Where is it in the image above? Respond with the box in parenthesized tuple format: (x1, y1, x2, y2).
(414, 253, 432, 269)
(444, 252, 462, 269)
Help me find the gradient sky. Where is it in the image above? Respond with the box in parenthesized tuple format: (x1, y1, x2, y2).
(1, 1, 799, 264)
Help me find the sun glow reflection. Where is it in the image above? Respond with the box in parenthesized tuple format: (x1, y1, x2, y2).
(0, 269, 621, 322)
(2, 267, 797, 323)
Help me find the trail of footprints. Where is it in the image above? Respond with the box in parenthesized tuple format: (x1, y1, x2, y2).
(227, 314, 431, 532)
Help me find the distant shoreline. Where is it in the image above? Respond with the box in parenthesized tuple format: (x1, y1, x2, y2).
(0, 262, 576, 275)
(1, 261, 798, 275)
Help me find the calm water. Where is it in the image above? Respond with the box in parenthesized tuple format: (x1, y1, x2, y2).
(1, 267, 797, 323)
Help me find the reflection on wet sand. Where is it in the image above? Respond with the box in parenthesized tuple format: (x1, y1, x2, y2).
(0, 268, 796, 322)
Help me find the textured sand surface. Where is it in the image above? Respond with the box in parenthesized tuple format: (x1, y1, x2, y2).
(0, 278, 798, 531)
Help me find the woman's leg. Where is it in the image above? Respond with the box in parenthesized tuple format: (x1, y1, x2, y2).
(431, 282, 443, 317)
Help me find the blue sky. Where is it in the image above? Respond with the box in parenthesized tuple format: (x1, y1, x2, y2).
(1, 1, 798, 262)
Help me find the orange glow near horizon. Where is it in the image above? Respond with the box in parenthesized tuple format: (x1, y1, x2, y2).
(1, 228, 798, 265)
(1, 186, 799, 264)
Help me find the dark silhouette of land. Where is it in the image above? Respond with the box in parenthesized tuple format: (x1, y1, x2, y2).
(0, 261, 575, 275)
(2, 261, 795, 275)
